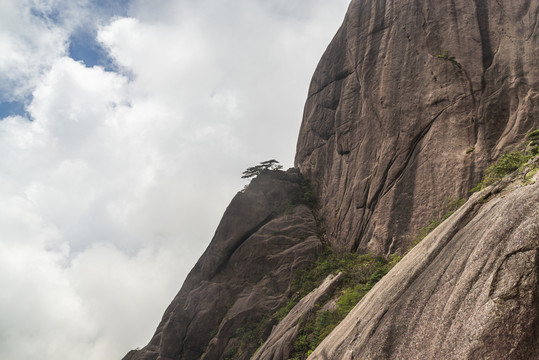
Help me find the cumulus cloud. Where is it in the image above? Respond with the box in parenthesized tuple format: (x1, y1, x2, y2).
(0, 0, 131, 103)
(0, 1, 66, 101)
(0, 0, 350, 358)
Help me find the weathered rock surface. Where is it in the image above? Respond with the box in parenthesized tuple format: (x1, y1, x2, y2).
(123, 170, 323, 360)
(252, 272, 343, 360)
(308, 170, 539, 359)
(124, 0, 539, 359)
(296, 0, 539, 255)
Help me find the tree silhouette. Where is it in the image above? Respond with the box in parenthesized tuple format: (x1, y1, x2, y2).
(241, 159, 283, 179)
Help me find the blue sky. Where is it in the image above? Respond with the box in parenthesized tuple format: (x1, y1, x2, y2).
(68, 27, 116, 69)
(0, 100, 28, 118)
(0, 0, 350, 358)
(0, 0, 130, 119)
(67, 0, 130, 70)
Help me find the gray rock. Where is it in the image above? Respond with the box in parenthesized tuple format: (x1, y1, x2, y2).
(308, 172, 539, 359)
(252, 272, 343, 360)
(123, 170, 323, 360)
(124, 0, 539, 358)
(295, 0, 539, 255)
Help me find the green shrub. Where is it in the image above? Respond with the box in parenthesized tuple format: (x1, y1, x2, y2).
(471, 151, 530, 192)
(387, 252, 403, 268)
(488, 151, 529, 174)
(223, 346, 239, 360)
(524, 167, 539, 184)
(414, 197, 465, 244)
(292, 178, 318, 209)
(433, 50, 456, 61)
(273, 177, 318, 216)
(528, 129, 539, 141)
(284, 251, 396, 360)
(528, 130, 539, 155)
(228, 314, 273, 359)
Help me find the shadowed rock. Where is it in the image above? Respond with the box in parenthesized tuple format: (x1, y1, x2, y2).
(295, 0, 539, 255)
(252, 272, 343, 360)
(308, 169, 539, 359)
(123, 170, 323, 360)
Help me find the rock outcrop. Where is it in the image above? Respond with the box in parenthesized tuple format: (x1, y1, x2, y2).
(252, 273, 343, 360)
(296, 0, 539, 255)
(308, 164, 539, 359)
(123, 170, 323, 360)
(124, 0, 539, 359)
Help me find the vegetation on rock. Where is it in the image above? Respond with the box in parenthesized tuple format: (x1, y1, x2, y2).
(286, 250, 400, 360)
(221, 135, 539, 360)
(414, 197, 466, 244)
(273, 177, 318, 216)
(471, 132, 539, 192)
(241, 159, 283, 179)
(432, 50, 456, 61)
(223, 249, 399, 360)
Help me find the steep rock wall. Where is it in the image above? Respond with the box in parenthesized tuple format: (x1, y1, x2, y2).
(124, 0, 539, 358)
(252, 273, 343, 360)
(123, 170, 323, 360)
(296, 0, 539, 254)
(308, 165, 539, 359)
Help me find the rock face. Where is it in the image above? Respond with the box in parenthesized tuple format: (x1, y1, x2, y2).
(295, 0, 539, 255)
(252, 273, 343, 360)
(123, 170, 323, 360)
(308, 168, 539, 359)
(124, 0, 539, 359)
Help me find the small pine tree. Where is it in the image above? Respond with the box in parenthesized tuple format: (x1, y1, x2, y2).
(241, 159, 283, 179)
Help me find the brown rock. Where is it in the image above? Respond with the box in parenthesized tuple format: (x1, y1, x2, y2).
(252, 272, 343, 360)
(308, 171, 539, 359)
(295, 0, 539, 255)
(123, 170, 323, 360)
(124, 1, 539, 358)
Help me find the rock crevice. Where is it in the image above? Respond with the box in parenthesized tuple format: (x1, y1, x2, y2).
(296, 0, 539, 254)
(308, 171, 539, 359)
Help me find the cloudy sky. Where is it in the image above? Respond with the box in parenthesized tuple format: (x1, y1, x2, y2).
(0, 0, 350, 358)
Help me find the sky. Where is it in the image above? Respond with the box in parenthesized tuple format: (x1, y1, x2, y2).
(0, 0, 350, 358)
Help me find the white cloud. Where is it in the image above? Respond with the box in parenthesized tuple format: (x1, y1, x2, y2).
(0, 3, 64, 100)
(0, 0, 351, 358)
(0, 0, 133, 102)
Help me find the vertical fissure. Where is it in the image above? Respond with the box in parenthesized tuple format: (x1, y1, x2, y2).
(473, 0, 494, 91)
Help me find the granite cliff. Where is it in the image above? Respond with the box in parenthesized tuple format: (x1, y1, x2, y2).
(296, 0, 539, 255)
(307, 164, 539, 359)
(124, 170, 324, 360)
(124, 0, 538, 359)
